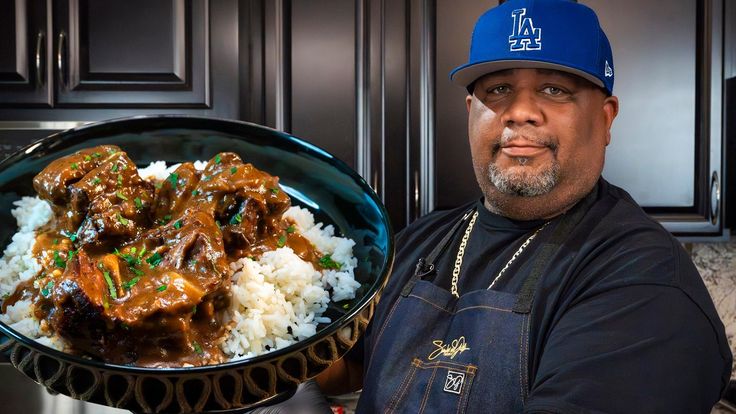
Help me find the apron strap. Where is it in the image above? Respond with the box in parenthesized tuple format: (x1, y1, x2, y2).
(401, 208, 475, 297)
(512, 185, 613, 314)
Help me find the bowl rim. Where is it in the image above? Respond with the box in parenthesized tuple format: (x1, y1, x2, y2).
(0, 114, 395, 374)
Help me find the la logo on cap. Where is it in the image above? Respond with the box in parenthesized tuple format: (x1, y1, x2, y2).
(509, 8, 542, 51)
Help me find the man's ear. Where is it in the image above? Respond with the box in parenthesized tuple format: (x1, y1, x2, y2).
(466, 94, 473, 113)
(602, 95, 619, 146)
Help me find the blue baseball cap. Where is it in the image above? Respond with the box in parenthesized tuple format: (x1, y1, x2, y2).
(450, 0, 614, 95)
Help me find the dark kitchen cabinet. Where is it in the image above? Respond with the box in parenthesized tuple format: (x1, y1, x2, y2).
(0, 0, 209, 108)
(242, 0, 728, 238)
(241, 0, 413, 231)
(0, 0, 238, 159)
(0, 0, 51, 106)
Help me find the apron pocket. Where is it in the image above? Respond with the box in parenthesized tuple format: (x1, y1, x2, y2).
(384, 358, 477, 414)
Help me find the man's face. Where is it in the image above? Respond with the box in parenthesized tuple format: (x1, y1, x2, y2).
(466, 68, 618, 219)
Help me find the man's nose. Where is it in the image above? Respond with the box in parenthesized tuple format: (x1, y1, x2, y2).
(500, 90, 543, 127)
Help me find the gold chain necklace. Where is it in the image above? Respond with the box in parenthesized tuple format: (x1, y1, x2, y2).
(451, 211, 549, 298)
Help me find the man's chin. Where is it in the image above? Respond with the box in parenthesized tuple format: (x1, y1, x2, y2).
(486, 169, 558, 197)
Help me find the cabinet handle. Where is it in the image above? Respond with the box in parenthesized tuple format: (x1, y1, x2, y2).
(414, 170, 420, 220)
(372, 170, 380, 198)
(35, 30, 45, 88)
(710, 171, 720, 225)
(57, 31, 67, 90)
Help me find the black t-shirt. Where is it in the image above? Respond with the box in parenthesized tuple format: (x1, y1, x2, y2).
(356, 178, 732, 413)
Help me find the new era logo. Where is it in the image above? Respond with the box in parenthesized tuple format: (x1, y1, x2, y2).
(605, 60, 613, 77)
(443, 370, 465, 395)
(509, 8, 542, 51)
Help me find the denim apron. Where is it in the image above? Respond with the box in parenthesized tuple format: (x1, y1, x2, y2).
(357, 198, 594, 414)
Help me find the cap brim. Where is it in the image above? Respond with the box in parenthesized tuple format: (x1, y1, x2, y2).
(450, 60, 605, 90)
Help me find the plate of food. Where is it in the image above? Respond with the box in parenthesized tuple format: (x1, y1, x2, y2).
(0, 115, 393, 413)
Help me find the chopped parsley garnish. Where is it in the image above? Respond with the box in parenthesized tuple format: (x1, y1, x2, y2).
(138, 246, 147, 258)
(277, 234, 287, 248)
(191, 190, 199, 196)
(71, 162, 78, 170)
(114, 248, 141, 268)
(41, 281, 54, 298)
(122, 276, 140, 290)
(107, 148, 117, 155)
(134, 197, 143, 209)
(159, 214, 172, 225)
(157, 285, 167, 292)
(215, 220, 221, 229)
(214, 154, 221, 164)
(146, 252, 163, 268)
(116, 213, 129, 225)
(84, 155, 91, 161)
(192, 306, 197, 314)
(117, 174, 123, 186)
(61, 230, 77, 242)
(154, 182, 163, 189)
(230, 167, 237, 174)
(202, 175, 212, 182)
(173, 220, 183, 230)
(286, 225, 296, 234)
(130, 267, 144, 277)
(92, 177, 101, 185)
(167, 173, 179, 188)
(92, 152, 101, 158)
(115, 191, 128, 201)
(103, 271, 118, 299)
(53, 238, 59, 245)
(66, 249, 77, 264)
(111, 164, 118, 172)
(230, 213, 242, 225)
(192, 342, 203, 354)
(270, 187, 280, 195)
(53, 250, 66, 268)
(189, 259, 198, 267)
(318, 254, 342, 270)
(342, 303, 350, 309)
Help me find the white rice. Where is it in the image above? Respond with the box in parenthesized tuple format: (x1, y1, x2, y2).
(0, 161, 360, 361)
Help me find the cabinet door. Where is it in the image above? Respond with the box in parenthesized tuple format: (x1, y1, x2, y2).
(0, 0, 51, 107)
(244, 0, 411, 230)
(52, 0, 209, 107)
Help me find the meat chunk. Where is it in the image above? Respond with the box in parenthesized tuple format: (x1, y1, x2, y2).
(142, 209, 229, 290)
(49, 249, 111, 358)
(67, 151, 154, 244)
(151, 162, 200, 223)
(189, 153, 292, 249)
(33, 145, 122, 204)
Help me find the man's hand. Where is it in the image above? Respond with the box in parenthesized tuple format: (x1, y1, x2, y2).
(315, 357, 363, 396)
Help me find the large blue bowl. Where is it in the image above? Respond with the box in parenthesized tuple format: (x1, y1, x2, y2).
(0, 115, 394, 413)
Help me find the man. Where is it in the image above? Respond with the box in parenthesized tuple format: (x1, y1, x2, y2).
(317, 0, 732, 412)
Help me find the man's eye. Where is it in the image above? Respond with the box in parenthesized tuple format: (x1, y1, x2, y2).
(542, 86, 565, 96)
(488, 85, 510, 94)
